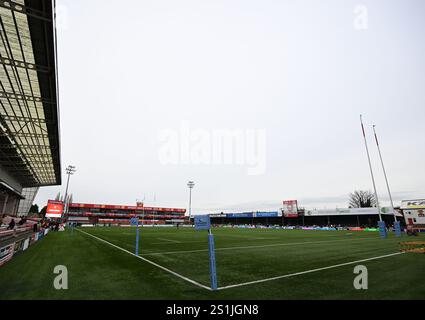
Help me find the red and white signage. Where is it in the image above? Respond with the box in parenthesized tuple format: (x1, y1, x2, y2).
(283, 200, 298, 218)
(0, 243, 15, 267)
(46, 200, 64, 218)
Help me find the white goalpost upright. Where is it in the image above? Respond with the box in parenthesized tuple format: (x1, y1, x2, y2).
(360, 115, 387, 238)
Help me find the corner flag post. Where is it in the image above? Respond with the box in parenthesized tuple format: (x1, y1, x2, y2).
(194, 215, 218, 290)
(136, 219, 140, 256)
(208, 228, 218, 290)
(373, 125, 401, 237)
(360, 115, 386, 238)
(131, 216, 140, 256)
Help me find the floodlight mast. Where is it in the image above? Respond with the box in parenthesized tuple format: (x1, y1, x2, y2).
(187, 181, 195, 219)
(136, 198, 145, 226)
(63, 165, 76, 221)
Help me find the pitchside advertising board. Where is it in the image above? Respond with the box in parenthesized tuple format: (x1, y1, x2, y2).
(283, 200, 298, 218)
(0, 242, 15, 267)
(46, 200, 64, 218)
(194, 215, 211, 231)
(256, 212, 279, 218)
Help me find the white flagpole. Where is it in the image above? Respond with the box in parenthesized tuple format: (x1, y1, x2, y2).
(373, 125, 397, 222)
(360, 115, 382, 221)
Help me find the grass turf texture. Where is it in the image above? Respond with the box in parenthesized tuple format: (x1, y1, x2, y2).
(0, 227, 424, 299)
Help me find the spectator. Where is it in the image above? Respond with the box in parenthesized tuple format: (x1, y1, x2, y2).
(7, 219, 15, 230)
(18, 217, 27, 226)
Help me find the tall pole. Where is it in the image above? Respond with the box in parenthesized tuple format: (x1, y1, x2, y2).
(63, 165, 76, 221)
(63, 173, 71, 206)
(373, 125, 397, 222)
(189, 189, 192, 218)
(360, 115, 382, 221)
(187, 181, 195, 220)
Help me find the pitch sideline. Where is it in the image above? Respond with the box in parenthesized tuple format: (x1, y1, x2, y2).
(75, 228, 212, 291)
(76, 228, 404, 292)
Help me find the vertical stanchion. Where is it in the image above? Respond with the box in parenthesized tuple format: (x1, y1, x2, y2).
(136, 221, 140, 256)
(208, 229, 218, 290)
(194, 215, 218, 290)
(131, 217, 140, 256)
(394, 221, 401, 237)
(378, 221, 387, 238)
(373, 125, 400, 237)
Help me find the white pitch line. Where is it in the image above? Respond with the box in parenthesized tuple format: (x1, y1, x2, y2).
(156, 238, 181, 243)
(217, 252, 405, 291)
(75, 228, 212, 291)
(151, 240, 206, 245)
(141, 236, 383, 256)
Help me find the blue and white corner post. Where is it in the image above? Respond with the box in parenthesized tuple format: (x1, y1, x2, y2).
(194, 215, 218, 290)
(131, 216, 140, 256)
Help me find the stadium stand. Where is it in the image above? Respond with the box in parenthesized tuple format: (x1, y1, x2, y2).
(0, 0, 61, 217)
(0, 0, 60, 266)
(67, 202, 188, 226)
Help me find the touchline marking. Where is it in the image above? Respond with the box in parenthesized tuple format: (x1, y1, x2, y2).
(141, 236, 384, 256)
(216, 252, 405, 291)
(75, 228, 212, 291)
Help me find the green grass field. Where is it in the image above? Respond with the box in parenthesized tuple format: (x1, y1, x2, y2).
(0, 226, 424, 300)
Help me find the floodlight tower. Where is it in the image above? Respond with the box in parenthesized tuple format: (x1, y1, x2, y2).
(63, 165, 76, 220)
(187, 181, 195, 219)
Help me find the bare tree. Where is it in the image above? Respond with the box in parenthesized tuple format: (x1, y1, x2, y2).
(349, 190, 376, 208)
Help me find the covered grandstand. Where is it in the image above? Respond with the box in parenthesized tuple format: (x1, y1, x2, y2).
(67, 202, 188, 226)
(0, 0, 61, 216)
(208, 207, 404, 228)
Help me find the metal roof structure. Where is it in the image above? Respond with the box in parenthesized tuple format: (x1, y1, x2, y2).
(0, 0, 61, 187)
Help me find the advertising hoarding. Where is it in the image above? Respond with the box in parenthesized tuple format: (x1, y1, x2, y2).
(0, 243, 15, 267)
(256, 212, 279, 218)
(401, 199, 425, 210)
(194, 215, 211, 230)
(283, 200, 298, 218)
(227, 213, 254, 218)
(46, 200, 64, 218)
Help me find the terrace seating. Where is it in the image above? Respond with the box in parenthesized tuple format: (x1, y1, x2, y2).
(0, 216, 34, 243)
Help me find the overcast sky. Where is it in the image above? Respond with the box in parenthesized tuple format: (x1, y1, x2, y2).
(34, 0, 425, 214)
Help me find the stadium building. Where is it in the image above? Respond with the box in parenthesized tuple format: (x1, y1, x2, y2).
(0, 1, 61, 217)
(401, 199, 425, 231)
(67, 202, 188, 226)
(208, 200, 404, 228)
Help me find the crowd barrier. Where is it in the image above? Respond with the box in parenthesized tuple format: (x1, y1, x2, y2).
(0, 227, 50, 267)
